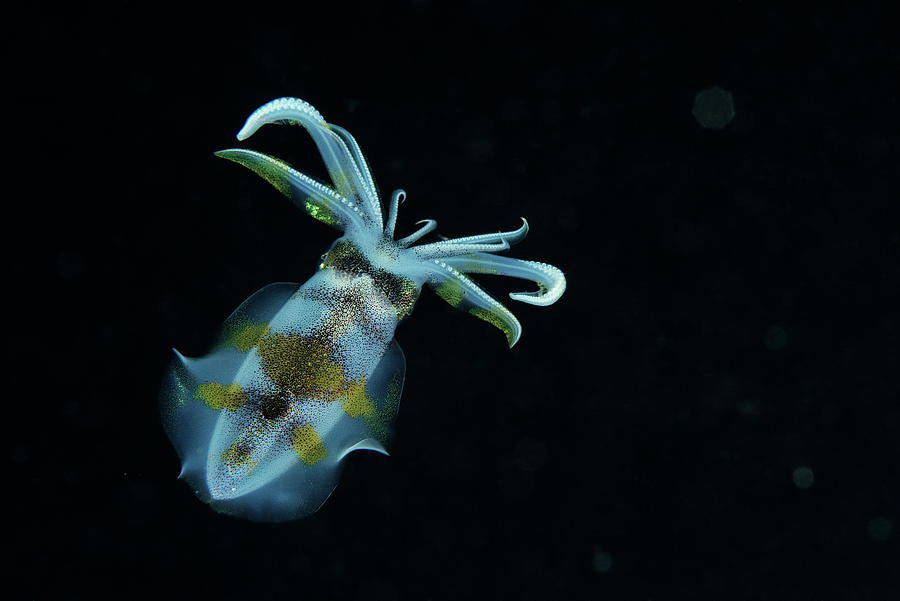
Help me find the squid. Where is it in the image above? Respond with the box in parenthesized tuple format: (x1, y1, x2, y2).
(160, 98, 566, 521)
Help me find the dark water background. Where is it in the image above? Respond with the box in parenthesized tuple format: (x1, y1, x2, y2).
(15, 2, 899, 599)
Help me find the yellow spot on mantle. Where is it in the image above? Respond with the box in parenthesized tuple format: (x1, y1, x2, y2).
(365, 372, 402, 444)
(196, 382, 247, 410)
(227, 320, 271, 352)
(292, 424, 327, 465)
(342, 378, 374, 418)
(258, 332, 375, 417)
(221, 442, 257, 470)
(257, 334, 345, 399)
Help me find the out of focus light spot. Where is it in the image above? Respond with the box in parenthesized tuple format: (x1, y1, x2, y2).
(867, 517, 893, 541)
(468, 138, 494, 163)
(692, 86, 735, 129)
(592, 545, 613, 573)
(737, 399, 761, 416)
(764, 325, 788, 350)
(514, 439, 548, 472)
(792, 465, 814, 489)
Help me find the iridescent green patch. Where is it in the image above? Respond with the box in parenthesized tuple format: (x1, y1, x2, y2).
(305, 196, 336, 225)
(434, 279, 465, 307)
(217, 151, 294, 196)
(469, 307, 515, 347)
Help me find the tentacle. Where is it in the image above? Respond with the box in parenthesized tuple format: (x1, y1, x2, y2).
(438, 218, 529, 247)
(235, 98, 383, 229)
(384, 189, 405, 240)
(426, 260, 522, 347)
(215, 149, 365, 232)
(443, 253, 566, 306)
(413, 239, 511, 260)
(328, 123, 378, 206)
(396, 219, 437, 247)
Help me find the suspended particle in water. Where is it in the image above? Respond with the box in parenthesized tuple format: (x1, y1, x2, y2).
(692, 85, 735, 129)
(866, 517, 893, 542)
(592, 545, 613, 573)
(792, 465, 815, 489)
(764, 325, 789, 351)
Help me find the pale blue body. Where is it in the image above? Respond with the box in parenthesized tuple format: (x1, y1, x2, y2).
(161, 98, 566, 521)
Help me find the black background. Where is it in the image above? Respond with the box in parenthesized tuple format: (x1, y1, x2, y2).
(15, 2, 899, 599)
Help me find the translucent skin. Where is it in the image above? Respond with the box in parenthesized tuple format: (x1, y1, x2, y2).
(160, 98, 566, 521)
(162, 273, 405, 521)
